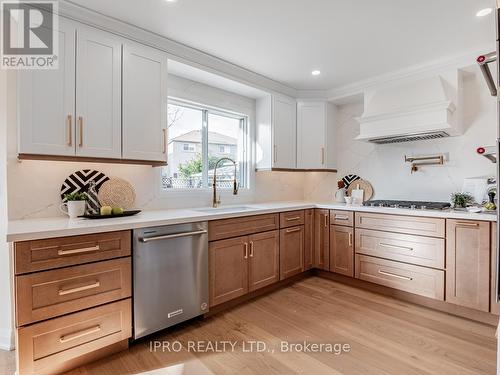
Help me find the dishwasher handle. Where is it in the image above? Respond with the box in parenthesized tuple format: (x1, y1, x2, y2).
(139, 230, 207, 243)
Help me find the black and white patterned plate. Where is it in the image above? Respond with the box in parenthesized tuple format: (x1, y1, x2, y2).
(341, 174, 361, 189)
(60, 170, 109, 209)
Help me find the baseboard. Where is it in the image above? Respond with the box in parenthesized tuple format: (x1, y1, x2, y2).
(0, 328, 14, 351)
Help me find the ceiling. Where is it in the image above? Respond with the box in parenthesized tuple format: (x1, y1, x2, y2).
(69, 0, 495, 90)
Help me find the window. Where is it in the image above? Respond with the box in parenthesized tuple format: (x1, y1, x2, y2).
(162, 100, 248, 190)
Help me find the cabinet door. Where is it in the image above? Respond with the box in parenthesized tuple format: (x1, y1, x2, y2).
(446, 220, 490, 312)
(314, 209, 330, 270)
(330, 225, 354, 277)
(491, 223, 500, 315)
(76, 26, 122, 158)
(18, 18, 76, 156)
(209, 236, 248, 307)
(272, 94, 296, 169)
(122, 42, 168, 162)
(304, 209, 314, 270)
(280, 226, 304, 280)
(297, 102, 325, 169)
(248, 231, 279, 291)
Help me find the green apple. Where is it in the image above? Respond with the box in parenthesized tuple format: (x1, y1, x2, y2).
(112, 207, 124, 215)
(100, 206, 112, 215)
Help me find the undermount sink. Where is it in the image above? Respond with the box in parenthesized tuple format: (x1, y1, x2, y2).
(192, 206, 258, 213)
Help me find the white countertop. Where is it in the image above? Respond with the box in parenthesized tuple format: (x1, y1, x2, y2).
(7, 201, 497, 242)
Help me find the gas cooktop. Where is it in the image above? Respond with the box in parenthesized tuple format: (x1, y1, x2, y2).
(363, 200, 451, 210)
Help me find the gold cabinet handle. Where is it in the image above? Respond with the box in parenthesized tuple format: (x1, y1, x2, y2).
(249, 241, 254, 257)
(244, 242, 248, 259)
(286, 216, 301, 221)
(321, 147, 325, 165)
(286, 227, 302, 233)
(348, 232, 353, 247)
(59, 325, 101, 343)
(456, 221, 479, 227)
(67, 115, 72, 146)
(334, 215, 349, 221)
(379, 242, 413, 251)
(273, 145, 277, 163)
(58, 281, 100, 296)
(378, 269, 413, 281)
(78, 116, 83, 147)
(324, 214, 328, 227)
(162, 128, 167, 154)
(58, 245, 100, 256)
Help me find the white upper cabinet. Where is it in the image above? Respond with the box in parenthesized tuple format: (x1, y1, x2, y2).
(122, 42, 168, 162)
(76, 26, 122, 159)
(256, 94, 297, 170)
(297, 101, 336, 170)
(18, 19, 76, 156)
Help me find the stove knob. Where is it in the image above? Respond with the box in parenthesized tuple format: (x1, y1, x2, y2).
(393, 204, 400, 208)
(420, 206, 427, 210)
(410, 205, 416, 210)
(370, 203, 376, 207)
(378, 203, 385, 207)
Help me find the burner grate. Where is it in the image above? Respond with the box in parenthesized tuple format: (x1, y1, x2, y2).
(364, 200, 451, 210)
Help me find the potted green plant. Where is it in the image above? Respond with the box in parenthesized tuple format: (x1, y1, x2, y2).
(450, 192, 474, 210)
(61, 192, 87, 218)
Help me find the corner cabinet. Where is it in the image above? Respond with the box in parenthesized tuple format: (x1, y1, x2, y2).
(297, 101, 336, 170)
(18, 18, 168, 165)
(122, 42, 168, 162)
(256, 94, 297, 170)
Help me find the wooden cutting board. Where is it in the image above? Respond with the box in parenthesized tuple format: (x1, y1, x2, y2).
(347, 179, 374, 201)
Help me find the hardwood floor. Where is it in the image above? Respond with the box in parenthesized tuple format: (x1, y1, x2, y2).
(2, 277, 498, 374)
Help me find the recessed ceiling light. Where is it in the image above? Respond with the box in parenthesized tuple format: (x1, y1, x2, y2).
(311, 70, 321, 76)
(476, 8, 492, 17)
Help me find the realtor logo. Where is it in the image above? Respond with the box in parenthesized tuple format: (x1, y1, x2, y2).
(1, 0, 58, 69)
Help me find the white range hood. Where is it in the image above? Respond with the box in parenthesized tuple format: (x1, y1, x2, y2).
(356, 73, 462, 144)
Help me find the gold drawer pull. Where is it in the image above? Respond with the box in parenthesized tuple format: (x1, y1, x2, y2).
(286, 227, 302, 233)
(379, 243, 413, 251)
(348, 232, 353, 247)
(456, 222, 479, 227)
(67, 115, 72, 146)
(244, 242, 248, 259)
(58, 245, 100, 256)
(286, 216, 301, 221)
(78, 116, 83, 147)
(334, 215, 349, 221)
(59, 325, 101, 344)
(378, 269, 413, 281)
(58, 281, 100, 296)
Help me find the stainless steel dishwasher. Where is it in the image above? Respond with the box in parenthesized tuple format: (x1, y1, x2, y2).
(132, 222, 208, 339)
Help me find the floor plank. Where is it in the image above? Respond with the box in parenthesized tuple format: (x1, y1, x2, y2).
(0, 277, 497, 375)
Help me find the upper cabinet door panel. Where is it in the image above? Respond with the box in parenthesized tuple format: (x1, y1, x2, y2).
(297, 102, 325, 169)
(122, 42, 168, 162)
(272, 95, 296, 169)
(76, 27, 122, 158)
(18, 19, 76, 156)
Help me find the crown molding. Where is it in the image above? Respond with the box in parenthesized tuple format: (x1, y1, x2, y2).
(59, 1, 298, 98)
(327, 45, 496, 103)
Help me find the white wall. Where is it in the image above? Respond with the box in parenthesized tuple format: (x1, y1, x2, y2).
(0, 70, 14, 350)
(328, 65, 496, 202)
(7, 73, 306, 219)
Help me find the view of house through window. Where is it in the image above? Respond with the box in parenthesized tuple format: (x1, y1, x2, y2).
(162, 101, 248, 190)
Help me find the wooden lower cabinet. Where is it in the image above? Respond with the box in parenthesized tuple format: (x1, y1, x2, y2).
(491, 222, 500, 315)
(330, 225, 354, 277)
(280, 226, 305, 280)
(209, 236, 249, 307)
(304, 209, 314, 270)
(249, 231, 279, 292)
(446, 219, 490, 312)
(314, 209, 330, 270)
(17, 299, 131, 375)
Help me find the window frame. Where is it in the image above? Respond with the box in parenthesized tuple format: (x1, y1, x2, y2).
(162, 98, 250, 193)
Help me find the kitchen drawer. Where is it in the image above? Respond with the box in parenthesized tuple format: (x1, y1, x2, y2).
(355, 255, 444, 300)
(330, 210, 354, 227)
(209, 214, 279, 241)
(16, 257, 131, 326)
(17, 299, 131, 375)
(355, 212, 445, 238)
(279, 210, 305, 228)
(355, 229, 445, 269)
(15, 231, 131, 274)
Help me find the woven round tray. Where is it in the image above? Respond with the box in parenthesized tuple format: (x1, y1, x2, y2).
(347, 179, 374, 201)
(97, 178, 136, 209)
